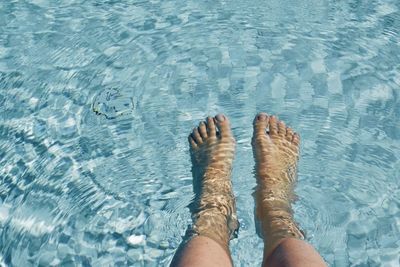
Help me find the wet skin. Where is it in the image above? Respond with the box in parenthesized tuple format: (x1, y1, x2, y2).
(252, 113, 304, 260)
(172, 113, 326, 267)
(188, 114, 239, 254)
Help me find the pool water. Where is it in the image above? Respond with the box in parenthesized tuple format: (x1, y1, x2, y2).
(0, 0, 399, 266)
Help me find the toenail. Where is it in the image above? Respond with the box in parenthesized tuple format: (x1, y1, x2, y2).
(215, 114, 225, 122)
(257, 113, 267, 121)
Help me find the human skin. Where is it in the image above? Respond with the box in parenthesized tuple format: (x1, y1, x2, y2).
(171, 113, 326, 267)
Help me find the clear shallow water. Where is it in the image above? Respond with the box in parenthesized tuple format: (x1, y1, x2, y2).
(0, 0, 399, 266)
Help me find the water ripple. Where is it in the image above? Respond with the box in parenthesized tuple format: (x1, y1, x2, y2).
(1, 0, 400, 266)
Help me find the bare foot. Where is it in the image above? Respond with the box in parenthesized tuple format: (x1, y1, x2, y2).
(188, 114, 239, 252)
(252, 112, 304, 259)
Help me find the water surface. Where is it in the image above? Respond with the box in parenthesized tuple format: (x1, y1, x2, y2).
(0, 0, 399, 266)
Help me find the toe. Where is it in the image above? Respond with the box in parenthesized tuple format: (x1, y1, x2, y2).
(253, 112, 269, 134)
(292, 132, 300, 146)
(198, 121, 208, 139)
(286, 127, 294, 141)
(206, 116, 216, 137)
(214, 114, 232, 138)
(188, 135, 197, 149)
(268, 116, 278, 135)
(278, 120, 286, 136)
(191, 127, 203, 144)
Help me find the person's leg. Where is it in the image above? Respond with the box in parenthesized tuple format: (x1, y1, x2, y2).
(171, 236, 233, 267)
(264, 238, 327, 267)
(252, 113, 326, 267)
(171, 114, 239, 267)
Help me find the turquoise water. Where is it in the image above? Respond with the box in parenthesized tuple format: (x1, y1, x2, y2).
(0, 0, 399, 266)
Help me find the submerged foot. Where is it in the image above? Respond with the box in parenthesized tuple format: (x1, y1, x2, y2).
(188, 114, 239, 252)
(252, 113, 304, 258)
